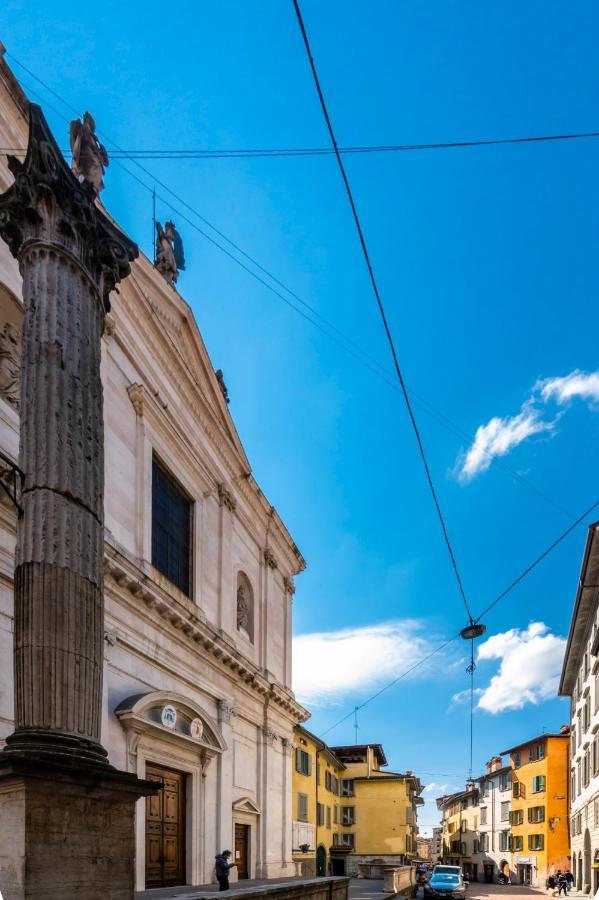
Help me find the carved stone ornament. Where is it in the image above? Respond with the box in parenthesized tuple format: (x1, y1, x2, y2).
(264, 548, 278, 570)
(218, 699, 237, 722)
(0, 103, 138, 311)
(237, 584, 249, 631)
(128, 382, 145, 417)
(215, 368, 230, 404)
(283, 575, 295, 596)
(217, 482, 236, 512)
(262, 724, 278, 745)
(0, 321, 21, 410)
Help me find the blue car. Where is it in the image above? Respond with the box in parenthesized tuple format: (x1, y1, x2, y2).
(424, 871, 468, 899)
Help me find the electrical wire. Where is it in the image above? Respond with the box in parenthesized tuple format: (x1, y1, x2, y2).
(4, 131, 599, 159)
(4, 56, 577, 525)
(292, 0, 474, 623)
(320, 496, 599, 737)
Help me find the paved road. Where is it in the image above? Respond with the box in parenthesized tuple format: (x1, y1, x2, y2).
(446, 884, 542, 900)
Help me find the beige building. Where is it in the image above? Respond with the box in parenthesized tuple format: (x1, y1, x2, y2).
(437, 784, 480, 880)
(417, 836, 432, 860)
(560, 522, 599, 894)
(0, 50, 308, 893)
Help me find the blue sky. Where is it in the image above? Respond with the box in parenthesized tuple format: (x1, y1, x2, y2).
(3, 0, 599, 832)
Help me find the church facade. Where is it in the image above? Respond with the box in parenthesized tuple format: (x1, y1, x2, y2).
(0, 48, 307, 892)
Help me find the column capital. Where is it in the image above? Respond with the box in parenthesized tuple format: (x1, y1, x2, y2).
(0, 103, 138, 310)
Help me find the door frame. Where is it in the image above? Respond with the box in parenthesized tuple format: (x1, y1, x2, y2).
(232, 811, 258, 880)
(234, 822, 250, 879)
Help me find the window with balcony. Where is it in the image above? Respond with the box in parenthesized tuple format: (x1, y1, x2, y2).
(341, 833, 355, 848)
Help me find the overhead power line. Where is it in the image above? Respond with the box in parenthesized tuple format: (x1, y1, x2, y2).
(292, 0, 474, 624)
(4, 131, 599, 159)
(4, 54, 575, 527)
(320, 496, 599, 738)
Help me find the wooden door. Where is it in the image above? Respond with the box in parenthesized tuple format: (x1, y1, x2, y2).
(234, 823, 250, 879)
(146, 764, 186, 888)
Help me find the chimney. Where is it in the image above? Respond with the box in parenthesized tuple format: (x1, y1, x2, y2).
(560, 725, 570, 735)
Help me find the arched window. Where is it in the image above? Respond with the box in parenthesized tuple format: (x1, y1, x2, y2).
(236, 572, 254, 643)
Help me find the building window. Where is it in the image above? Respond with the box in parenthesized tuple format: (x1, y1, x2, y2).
(236, 572, 254, 642)
(298, 793, 308, 822)
(513, 752, 521, 768)
(325, 771, 339, 794)
(500, 773, 510, 791)
(571, 727, 577, 756)
(341, 779, 355, 797)
(326, 806, 331, 829)
(513, 781, 522, 798)
(151, 458, 192, 595)
(510, 810, 524, 826)
(594, 798, 599, 829)
(501, 801, 510, 822)
(528, 834, 544, 851)
(511, 835, 523, 851)
(571, 769, 576, 799)
(317, 803, 324, 827)
(532, 775, 546, 793)
(341, 833, 355, 849)
(295, 748, 312, 776)
(499, 831, 510, 852)
(528, 806, 545, 823)
(480, 807, 488, 825)
(334, 805, 338, 825)
(341, 807, 355, 826)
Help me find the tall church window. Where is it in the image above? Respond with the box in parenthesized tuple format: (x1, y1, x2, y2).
(152, 458, 192, 596)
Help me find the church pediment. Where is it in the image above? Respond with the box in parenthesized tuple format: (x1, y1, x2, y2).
(115, 690, 227, 755)
(232, 796, 261, 815)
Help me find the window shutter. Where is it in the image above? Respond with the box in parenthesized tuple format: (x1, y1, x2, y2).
(307, 753, 312, 776)
(295, 748, 302, 773)
(528, 808, 532, 823)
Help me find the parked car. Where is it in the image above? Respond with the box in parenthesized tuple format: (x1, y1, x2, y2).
(432, 866, 462, 877)
(424, 871, 468, 898)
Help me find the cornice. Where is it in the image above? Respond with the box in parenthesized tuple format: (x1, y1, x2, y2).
(104, 540, 309, 722)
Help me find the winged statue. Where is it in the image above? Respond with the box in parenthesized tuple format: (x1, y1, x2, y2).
(155, 220, 186, 286)
(69, 112, 109, 195)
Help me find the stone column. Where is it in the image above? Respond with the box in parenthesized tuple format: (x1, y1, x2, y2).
(0, 104, 133, 765)
(0, 103, 156, 899)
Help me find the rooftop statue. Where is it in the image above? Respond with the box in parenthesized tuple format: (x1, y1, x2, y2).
(69, 111, 109, 195)
(155, 220, 185, 286)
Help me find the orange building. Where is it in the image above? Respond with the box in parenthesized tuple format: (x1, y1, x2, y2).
(502, 730, 570, 886)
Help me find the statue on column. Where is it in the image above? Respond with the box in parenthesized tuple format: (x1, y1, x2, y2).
(155, 220, 185, 285)
(69, 111, 109, 195)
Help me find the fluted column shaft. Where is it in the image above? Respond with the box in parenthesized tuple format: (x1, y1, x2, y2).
(0, 103, 139, 766)
(12, 243, 105, 755)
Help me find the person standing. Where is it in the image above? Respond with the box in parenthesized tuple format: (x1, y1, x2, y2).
(565, 870, 574, 893)
(215, 850, 236, 891)
(557, 871, 567, 896)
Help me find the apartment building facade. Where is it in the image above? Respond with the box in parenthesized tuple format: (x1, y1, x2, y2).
(502, 731, 570, 887)
(437, 785, 481, 879)
(476, 757, 513, 882)
(559, 522, 599, 894)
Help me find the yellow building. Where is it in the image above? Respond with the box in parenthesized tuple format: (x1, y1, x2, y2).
(292, 731, 423, 877)
(330, 744, 423, 875)
(502, 730, 570, 886)
(437, 785, 480, 875)
(417, 837, 432, 860)
(292, 726, 345, 877)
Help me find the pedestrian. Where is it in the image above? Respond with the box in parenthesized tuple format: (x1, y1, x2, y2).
(547, 875, 557, 896)
(215, 850, 236, 891)
(565, 870, 574, 893)
(557, 871, 567, 896)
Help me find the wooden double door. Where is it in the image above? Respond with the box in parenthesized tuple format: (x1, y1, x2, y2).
(146, 764, 186, 888)
(235, 823, 250, 879)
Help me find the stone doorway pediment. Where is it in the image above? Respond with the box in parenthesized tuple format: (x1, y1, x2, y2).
(232, 796, 261, 815)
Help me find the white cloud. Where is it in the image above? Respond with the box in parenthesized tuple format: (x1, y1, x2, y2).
(292, 620, 435, 706)
(456, 404, 554, 482)
(475, 622, 565, 714)
(450, 687, 483, 706)
(455, 366, 599, 482)
(539, 369, 599, 406)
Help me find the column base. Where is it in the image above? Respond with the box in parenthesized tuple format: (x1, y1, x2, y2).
(0, 754, 158, 900)
(3, 727, 110, 769)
